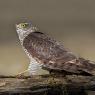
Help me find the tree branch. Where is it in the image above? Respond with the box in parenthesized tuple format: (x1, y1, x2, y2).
(0, 75, 94, 95)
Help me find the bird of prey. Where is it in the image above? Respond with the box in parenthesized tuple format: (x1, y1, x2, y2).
(16, 21, 95, 76)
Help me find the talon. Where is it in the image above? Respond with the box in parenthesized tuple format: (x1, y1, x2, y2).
(15, 73, 25, 79)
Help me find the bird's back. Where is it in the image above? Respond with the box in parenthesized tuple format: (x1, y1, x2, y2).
(23, 31, 95, 75)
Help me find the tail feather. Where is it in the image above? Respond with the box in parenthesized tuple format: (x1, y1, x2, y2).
(78, 58, 95, 76)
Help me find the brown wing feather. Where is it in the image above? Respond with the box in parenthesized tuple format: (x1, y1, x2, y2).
(23, 31, 95, 75)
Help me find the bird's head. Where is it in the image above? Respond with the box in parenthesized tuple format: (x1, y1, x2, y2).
(16, 22, 38, 42)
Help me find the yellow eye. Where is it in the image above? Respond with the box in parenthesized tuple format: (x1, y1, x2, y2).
(20, 23, 28, 28)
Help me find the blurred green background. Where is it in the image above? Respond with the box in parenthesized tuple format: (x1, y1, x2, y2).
(0, 0, 95, 76)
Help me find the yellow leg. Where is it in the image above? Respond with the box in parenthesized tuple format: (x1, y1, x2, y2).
(17, 69, 29, 75)
(16, 69, 29, 78)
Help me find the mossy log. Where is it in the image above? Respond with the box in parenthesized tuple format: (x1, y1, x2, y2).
(0, 75, 95, 95)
